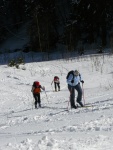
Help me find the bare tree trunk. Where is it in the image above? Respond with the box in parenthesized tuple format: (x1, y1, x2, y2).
(36, 13, 42, 52)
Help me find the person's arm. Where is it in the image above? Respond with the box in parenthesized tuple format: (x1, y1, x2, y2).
(79, 74, 84, 84)
(40, 85, 45, 91)
(31, 86, 35, 92)
(56, 77, 60, 83)
(67, 74, 74, 83)
(51, 80, 54, 85)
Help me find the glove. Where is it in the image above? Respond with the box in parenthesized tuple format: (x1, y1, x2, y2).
(71, 80, 74, 83)
(81, 80, 84, 84)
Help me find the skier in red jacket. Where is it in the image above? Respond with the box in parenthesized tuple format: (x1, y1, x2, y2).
(51, 76, 60, 92)
(31, 81, 45, 108)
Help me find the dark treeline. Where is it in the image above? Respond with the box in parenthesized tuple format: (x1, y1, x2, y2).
(0, 0, 113, 53)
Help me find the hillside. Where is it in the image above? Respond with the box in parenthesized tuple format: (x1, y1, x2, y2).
(0, 53, 113, 149)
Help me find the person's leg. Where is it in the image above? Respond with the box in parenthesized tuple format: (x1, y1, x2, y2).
(75, 83, 83, 107)
(68, 84, 76, 108)
(57, 83, 60, 91)
(33, 94, 38, 108)
(37, 93, 41, 107)
(54, 82, 57, 91)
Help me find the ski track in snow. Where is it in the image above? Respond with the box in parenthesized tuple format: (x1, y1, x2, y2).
(0, 54, 113, 149)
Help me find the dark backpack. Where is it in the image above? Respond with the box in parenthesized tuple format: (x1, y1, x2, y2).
(33, 81, 40, 88)
(66, 70, 74, 80)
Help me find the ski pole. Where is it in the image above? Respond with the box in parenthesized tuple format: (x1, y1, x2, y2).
(44, 90, 49, 103)
(67, 87, 72, 111)
(82, 83, 85, 105)
(32, 96, 35, 109)
(67, 96, 70, 111)
(51, 84, 54, 92)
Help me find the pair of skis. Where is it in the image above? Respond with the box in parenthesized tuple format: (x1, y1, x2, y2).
(67, 104, 94, 112)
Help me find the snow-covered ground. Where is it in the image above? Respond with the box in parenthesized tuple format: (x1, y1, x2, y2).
(0, 53, 113, 150)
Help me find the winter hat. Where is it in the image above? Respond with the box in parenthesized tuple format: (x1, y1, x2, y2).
(74, 70, 79, 76)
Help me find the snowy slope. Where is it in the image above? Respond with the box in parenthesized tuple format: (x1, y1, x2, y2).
(0, 54, 113, 150)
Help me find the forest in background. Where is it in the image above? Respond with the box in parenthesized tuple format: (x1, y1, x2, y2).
(0, 0, 113, 53)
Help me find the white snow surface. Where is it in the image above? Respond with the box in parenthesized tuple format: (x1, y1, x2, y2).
(0, 54, 113, 150)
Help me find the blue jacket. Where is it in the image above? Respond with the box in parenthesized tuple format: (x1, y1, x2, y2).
(67, 73, 83, 86)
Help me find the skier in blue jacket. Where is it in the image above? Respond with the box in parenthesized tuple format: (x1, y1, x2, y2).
(67, 70, 84, 109)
